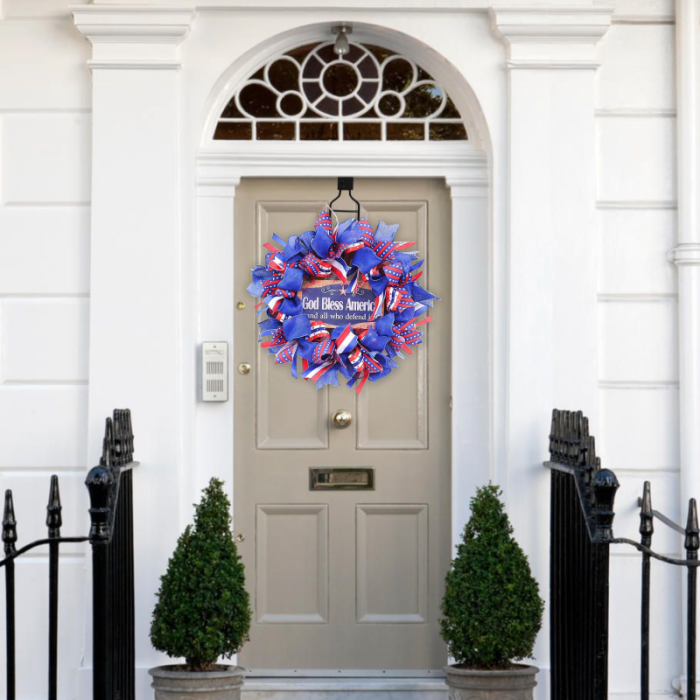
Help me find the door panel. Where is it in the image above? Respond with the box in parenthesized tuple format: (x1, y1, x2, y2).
(234, 177, 451, 673)
(355, 349, 428, 449)
(355, 200, 429, 451)
(255, 505, 329, 624)
(356, 504, 429, 623)
(256, 353, 330, 449)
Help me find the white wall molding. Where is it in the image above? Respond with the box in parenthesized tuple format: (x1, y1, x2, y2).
(597, 200, 677, 210)
(599, 380, 680, 391)
(72, 5, 195, 68)
(612, 14, 675, 25)
(87, 59, 183, 71)
(598, 293, 678, 303)
(596, 108, 678, 118)
(506, 59, 600, 70)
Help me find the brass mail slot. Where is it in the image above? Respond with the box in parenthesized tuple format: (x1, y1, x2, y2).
(310, 468, 375, 491)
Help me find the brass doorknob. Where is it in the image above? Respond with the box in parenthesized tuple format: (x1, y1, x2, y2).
(238, 363, 251, 375)
(332, 409, 353, 429)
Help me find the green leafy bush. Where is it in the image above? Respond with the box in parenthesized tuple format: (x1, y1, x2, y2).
(150, 478, 251, 671)
(440, 484, 544, 669)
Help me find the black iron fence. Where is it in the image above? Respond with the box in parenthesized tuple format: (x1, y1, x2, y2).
(1, 409, 136, 700)
(547, 408, 697, 700)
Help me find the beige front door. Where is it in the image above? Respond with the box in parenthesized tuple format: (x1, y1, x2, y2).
(234, 177, 451, 673)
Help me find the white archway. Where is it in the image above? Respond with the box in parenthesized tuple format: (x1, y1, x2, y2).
(199, 21, 493, 153)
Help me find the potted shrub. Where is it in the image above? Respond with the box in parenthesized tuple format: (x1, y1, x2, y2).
(149, 478, 252, 699)
(441, 484, 544, 700)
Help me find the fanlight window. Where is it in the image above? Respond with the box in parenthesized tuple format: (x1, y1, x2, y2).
(214, 41, 468, 142)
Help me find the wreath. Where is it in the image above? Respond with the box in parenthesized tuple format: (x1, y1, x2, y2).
(247, 211, 439, 393)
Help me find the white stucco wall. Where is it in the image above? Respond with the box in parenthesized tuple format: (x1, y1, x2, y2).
(0, 0, 682, 699)
(0, 2, 92, 699)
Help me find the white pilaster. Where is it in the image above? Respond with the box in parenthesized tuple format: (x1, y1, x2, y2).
(73, 6, 195, 696)
(672, 0, 700, 527)
(670, 0, 700, 695)
(491, 8, 612, 698)
(195, 180, 238, 508)
(446, 178, 490, 549)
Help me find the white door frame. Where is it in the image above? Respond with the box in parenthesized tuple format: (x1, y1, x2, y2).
(194, 140, 493, 556)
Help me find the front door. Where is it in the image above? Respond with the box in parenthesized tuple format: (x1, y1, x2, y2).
(234, 177, 451, 673)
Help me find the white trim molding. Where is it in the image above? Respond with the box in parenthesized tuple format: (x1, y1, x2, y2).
(71, 5, 196, 69)
(490, 6, 613, 67)
(194, 140, 493, 570)
(197, 142, 488, 183)
(669, 243, 700, 267)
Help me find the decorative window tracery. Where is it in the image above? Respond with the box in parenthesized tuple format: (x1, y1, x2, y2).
(214, 41, 468, 142)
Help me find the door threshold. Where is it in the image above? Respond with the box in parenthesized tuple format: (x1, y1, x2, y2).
(242, 676, 448, 698)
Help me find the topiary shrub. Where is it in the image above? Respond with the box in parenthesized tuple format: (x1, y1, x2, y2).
(440, 484, 544, 669)
(150, 478, 251, 671)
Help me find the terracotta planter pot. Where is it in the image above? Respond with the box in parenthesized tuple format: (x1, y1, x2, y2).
(149, 665, 245, 700)
(443, 664, 538, 700)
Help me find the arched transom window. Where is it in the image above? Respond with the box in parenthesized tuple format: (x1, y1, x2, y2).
(214, 41, 468, 142)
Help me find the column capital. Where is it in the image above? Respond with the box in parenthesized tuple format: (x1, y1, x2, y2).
(72, 5, 196, 70)
(489, 6, 613, 69)
(446, 177, 488, 200)
(196, 177, 241, 199)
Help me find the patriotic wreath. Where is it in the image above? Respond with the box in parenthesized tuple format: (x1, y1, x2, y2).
(247, 211, 439, 393)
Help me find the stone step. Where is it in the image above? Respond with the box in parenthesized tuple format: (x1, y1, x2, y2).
(242, 677, 449, 699)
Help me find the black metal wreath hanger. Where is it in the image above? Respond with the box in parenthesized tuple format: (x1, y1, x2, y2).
(329, 177, 361, 220)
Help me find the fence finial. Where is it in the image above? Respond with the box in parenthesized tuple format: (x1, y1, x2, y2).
(640, 481, 654, 540)
(593, 468, 620, 541)
(46, 475, 62, 538)
(113, 411, 123, 465)
(3, 489, 17, 556)
(125, 408, 134, 461)
(685, 499, 699, 553)
(549, 409, 558, 459)
(86, 466, 113, 543)
(101, 417, 113, 467)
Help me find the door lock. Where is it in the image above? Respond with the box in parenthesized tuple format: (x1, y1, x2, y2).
(238, 363, 252, 375)
(332, 409, 353, 429)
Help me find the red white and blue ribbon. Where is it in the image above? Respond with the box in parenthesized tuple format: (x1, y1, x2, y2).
(247, 211, 439, 393)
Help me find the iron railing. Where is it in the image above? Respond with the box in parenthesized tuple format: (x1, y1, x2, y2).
(547, 408, 698, 700)
(1, 409, 137, 700)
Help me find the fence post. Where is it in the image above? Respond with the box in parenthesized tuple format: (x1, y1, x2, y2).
(46, 476, 62, 700)
(86, 462, 114, 700)
(686, 499, 699, 700)
(3, 491, 17, 700)
(640, 481, 654, 700)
